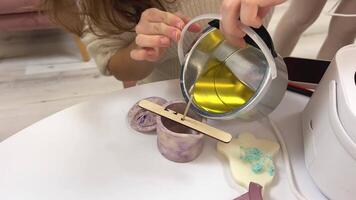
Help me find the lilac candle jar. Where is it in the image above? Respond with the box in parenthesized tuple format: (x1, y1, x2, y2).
(156, 101, 205, 163)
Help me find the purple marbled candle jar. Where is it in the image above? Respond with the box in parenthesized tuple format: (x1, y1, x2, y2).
(156, 101, 205, 163)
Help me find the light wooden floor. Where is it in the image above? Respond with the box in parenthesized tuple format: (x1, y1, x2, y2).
(0, 30, 121, 141)
(0, 0, 352, 142)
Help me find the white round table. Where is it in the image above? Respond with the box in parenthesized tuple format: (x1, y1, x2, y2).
(0, 80, 326, 200)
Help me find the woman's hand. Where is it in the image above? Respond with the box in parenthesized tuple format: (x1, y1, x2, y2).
(131, 8, 201, 62)
(220, 0, 285, 47)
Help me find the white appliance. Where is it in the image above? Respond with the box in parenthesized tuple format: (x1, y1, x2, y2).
(302, 45, 356, 199)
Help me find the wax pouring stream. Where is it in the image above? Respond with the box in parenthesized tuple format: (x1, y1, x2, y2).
(178, 14, 288, 121)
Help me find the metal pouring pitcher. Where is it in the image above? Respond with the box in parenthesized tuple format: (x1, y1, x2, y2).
(178, 14, 288, 120)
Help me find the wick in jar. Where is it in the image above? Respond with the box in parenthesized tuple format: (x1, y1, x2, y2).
(182, 95, 193, 121)
(181, 86, 195, 121)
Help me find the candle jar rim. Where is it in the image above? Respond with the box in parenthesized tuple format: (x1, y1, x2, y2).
(156, 100, 205, 139)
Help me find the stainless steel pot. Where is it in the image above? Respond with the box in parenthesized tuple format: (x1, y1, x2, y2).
(178, 14, 288, 120)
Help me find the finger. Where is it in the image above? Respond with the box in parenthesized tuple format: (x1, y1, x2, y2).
(225, 36, 247, 47)
(141, 8, 185, 29)
(144, 47, 164, 62)
(130, 48, 148, 61)
(220, 22, 246, 48)
(188, 24, 202, 32)
(130, 48, 160, 62)
(258, 6, 272, 18)
(221, 0, 246, 39)
(240, 2, 262, 28)
(175, 12, 202, 32)
(220, 19, 246, 39)
(223, 30, 247, 48)
(135, 34, 171, 48)
(145, 48, 161, 62)
(220, 7, 247, 48)
(135, 22, 181, 42)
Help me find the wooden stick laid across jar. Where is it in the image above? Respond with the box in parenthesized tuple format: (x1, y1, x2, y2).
(138, 100, 232, 143)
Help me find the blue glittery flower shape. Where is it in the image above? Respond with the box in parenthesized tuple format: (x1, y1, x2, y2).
(240, 146, 275, 176)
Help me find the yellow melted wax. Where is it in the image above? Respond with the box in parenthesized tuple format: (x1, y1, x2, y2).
(191, 28, 254, 114)
(192, 61, 254, 113)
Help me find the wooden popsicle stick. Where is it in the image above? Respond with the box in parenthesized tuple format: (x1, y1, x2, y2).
(138, 100, 232, 143)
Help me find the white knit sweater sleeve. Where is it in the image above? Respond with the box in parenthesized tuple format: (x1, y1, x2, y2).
(81, 27, 136, 75)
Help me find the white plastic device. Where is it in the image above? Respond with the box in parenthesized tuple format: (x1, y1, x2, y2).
(302, 45, 356, 199)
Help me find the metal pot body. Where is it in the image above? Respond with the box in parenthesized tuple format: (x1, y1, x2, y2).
(180, 27, 288, 120)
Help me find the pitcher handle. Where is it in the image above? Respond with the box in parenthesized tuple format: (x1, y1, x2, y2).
(177, 14, 277, 79)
